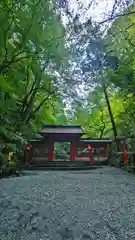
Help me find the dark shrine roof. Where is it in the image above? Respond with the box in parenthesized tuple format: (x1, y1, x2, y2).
(80, 139, 112, 144)
(30, 126, 112, 143)
(40, 125, 84, 135)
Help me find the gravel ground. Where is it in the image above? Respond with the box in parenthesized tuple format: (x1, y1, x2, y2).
(0, 167, 135, 240)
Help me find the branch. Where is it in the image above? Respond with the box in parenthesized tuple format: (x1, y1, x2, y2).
(0, 1, 16, 25)
(26, 95, 50, 122)
(91, 118, 100, 127)
(2, 16, 15, 66)
(99, 126, 105, 139)
(32, 87, 55, 94)
(100, 108, 106, 127)
(0, 50, 40, 74)
(0, 1, 43, 75)
(21, 62, 49, 121)
(125, 33, 135, 48)
(97, 11, 135, 26)
(20, 0, 42, 44)
(20, 74, 38, 116)
(111, 0, 118, 18)
(47, 98, 56, 112)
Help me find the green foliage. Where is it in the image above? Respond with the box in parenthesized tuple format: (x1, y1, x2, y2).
(2, 0, 135, 164)
(91, 3, 135, 144)
(71, 86, 128, 139)
(0, 0, 68, 162)
(54, 143, 69, 159)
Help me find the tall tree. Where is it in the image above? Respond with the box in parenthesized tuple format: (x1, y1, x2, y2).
(0, 0, 68, 146)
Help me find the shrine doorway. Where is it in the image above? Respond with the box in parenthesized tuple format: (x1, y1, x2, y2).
(54, 142, 70, 160)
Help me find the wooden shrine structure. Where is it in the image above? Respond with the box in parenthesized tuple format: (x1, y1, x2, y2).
(25, 125, 112, 166)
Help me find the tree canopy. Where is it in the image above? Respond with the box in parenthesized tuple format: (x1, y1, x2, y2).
(0, 0, 68, 148)
(1, 0, 135, 153)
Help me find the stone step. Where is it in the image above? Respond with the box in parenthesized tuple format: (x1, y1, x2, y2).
(27, 165, 102, 171)
(26, 159, 108, 170)
(30, 160, 91, 166)
(30, 160, 108, 165)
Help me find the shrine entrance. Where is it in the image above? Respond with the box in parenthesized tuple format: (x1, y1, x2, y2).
(25, 125, 112, 166)
(26, 125, 84, 164)
(54, 142, 70, 160)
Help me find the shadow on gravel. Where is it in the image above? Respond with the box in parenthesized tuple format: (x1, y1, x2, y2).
(21, 171, 42, 176)
(66, 170, 103, 174)
(0, 171, 42, 179)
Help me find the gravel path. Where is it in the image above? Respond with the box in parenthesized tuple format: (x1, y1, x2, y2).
(0, 167, 135, 240)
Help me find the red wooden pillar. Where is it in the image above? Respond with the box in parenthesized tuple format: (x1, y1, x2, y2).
(48, 142, 54, 161)
(25, 151, 29, 164)
(89, 150, 93, 166)
(105, 144, 108, 158)
(25, 145, 32, 164)
(25, 151, 31, 164)
(88, 145, 93, 165)
(29, 150, 32, 163)
(70, 141, 76, 161)
(122, 143, 129, 166)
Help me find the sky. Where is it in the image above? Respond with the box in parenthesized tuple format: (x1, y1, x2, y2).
(62, 0, 118, 114)
(65, 0, 115, 96)
(61, 0, 132, 115)
(68, 0, 114, 22)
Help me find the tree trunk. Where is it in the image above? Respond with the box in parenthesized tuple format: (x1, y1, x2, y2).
(100, 126, 105, 139)
(103, 84, 118, 139)
(26, 95, 50, 122)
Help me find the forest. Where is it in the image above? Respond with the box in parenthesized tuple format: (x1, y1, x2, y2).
(0, 0, 135, 160)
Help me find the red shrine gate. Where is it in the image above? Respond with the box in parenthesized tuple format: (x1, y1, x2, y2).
(25, 125, 112, 165)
